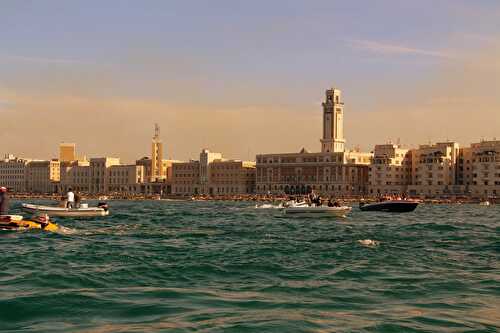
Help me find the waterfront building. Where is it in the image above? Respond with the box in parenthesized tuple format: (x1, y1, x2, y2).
(59, 143, 76, 162)
(407, 142, 461, 197)
(25, 159, 60, 193)
(108, 164, 145, 193)
(136, 158, 175, 183)
(172, 149, 256, 195)
(172, 160, 200, 195)
(368, 144, 412, 195)
(60, 160, 91, 192)
(209, 159, 256, 195)
(468, 140, 500, 197)
(136, 157, 153, 180)
(88, 157, 121, 194)
(60, 158, 147, 194)
(0, 155, 30, 192)
(199, 149, 222, 194)
(256, 88, 372, 196)
(457, 146, 473, 191)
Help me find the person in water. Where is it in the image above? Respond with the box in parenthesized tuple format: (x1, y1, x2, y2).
(0, 187, 9, 215)
(66, 188, 75, 209)
(34, 214, 50, 229)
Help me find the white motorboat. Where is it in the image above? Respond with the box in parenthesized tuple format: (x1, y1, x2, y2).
(22, 203, 109, 217)
(283, 205, 352, 217)
(479, 200, 490, 206)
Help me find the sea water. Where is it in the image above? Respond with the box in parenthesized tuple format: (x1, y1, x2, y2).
(1, 200, 499, 332)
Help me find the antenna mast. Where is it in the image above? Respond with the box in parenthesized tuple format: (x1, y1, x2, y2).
(154, 123, 160, 140)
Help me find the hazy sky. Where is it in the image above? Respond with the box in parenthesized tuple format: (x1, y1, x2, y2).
(1, 1, 499, 162)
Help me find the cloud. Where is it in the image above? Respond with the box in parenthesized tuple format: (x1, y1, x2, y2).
(462, 33, 499, 45)
(0, 54, 91, 65)
(349, 39, 455, 59)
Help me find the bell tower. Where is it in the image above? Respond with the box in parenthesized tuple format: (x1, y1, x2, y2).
(151, 123, 164, 181)
(320, 88, 345, 153)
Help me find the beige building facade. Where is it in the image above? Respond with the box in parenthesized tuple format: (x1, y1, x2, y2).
(172, 160, 201, 195)
(60, 160, 91, 192)
(256, 88, 372, 196)
(60, 158, 146, 194)
(172, 150, 256, 195)
(59, 143, 76, 162)
(108, 164, 145, 193)
(468, 140, 500, 197)
(368, 144, 412, 195)
(25, 159, 60, 193)
(88, 157, 121, 194)
(256, 150, 371, 195)
(407, 142, 462, 197)
(0, 155, 30, 192)
(369, 140, 500, 198)
(209, 160, 256, 195)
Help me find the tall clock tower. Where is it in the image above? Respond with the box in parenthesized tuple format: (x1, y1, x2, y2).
(320, 88, 345, 153)
(151, 123, 164, 181)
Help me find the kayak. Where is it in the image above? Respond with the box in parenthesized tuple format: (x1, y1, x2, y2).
(22, 203, 109, 217)
(0, 215, 59, 232)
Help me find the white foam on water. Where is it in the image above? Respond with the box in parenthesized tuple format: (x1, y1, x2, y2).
(358, 239, 380, 247)
(56, 225, 77, 235)
(255, 203, 283, 209)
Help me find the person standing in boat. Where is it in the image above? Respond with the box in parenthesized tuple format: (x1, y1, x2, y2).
(0, 187, 9, 215)
(74, 191, 81, 209)
(66, 188, 75, 209)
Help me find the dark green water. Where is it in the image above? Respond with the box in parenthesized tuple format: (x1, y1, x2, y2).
(1, 200, 499, 333)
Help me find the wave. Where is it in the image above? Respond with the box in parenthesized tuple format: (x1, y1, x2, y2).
(255, 203, 283, 209)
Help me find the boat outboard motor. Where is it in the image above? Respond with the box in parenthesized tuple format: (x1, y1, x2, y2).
(97, 202, 109, 212)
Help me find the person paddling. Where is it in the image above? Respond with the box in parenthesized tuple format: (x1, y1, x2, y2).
(0, 187, 9, 215)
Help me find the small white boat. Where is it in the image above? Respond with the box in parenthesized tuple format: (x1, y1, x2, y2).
(479, 201, 490, 206)
(22, 203, 109, 217)
(283, 205, 352, 217)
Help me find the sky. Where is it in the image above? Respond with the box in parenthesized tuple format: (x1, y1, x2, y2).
(1, 0, 499, 162)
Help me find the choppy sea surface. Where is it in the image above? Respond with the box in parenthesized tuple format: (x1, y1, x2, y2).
(1, 200, 499, 333)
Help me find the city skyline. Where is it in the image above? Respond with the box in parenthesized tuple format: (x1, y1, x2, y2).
(3, 88, 497, 198)
(1, 1, 499, 161)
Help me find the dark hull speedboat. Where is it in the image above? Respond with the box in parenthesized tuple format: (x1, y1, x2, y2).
(359, 200, 418, 212)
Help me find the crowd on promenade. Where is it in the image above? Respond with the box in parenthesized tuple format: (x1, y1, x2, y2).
(4, 190, 497, 205)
